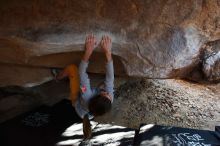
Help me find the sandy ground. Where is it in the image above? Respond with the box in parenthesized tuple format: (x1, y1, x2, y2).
(96, 77, 220, 131)
(0, 75, 220, 131)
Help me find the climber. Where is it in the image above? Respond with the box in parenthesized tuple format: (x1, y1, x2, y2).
(80, 34, 114, 139)
(56, 34, 114, 139)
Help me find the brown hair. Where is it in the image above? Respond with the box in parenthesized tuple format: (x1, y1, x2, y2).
(88, 95, 112, 116)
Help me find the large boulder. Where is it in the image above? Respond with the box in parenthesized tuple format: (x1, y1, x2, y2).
(0, 0, 220, 86)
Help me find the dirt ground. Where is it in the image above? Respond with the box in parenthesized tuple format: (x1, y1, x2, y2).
(96, 77, 220, 131)
(0, 75, 220, 131)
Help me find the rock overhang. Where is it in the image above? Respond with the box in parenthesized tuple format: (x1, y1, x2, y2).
(0, 0, 220, 86)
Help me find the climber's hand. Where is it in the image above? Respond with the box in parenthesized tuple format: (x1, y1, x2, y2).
(101, 35, 112, 62)
(83, 34, 97, 62)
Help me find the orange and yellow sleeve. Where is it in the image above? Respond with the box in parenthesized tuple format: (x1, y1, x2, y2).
(64, 64, 80, 103)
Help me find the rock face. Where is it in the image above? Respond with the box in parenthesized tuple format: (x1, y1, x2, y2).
(0, 64, 52, 87)
(203, 51, 220, 81)
(202, 40, 220, 81)
(0, 0, 220, 86)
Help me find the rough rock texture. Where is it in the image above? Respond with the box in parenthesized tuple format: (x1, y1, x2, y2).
(0, 64, 52, 87)
(203, 51, 220, 81)
(1, 0, 220, 86)
(202, 40, 220, 81)
(96, 78, 220, 131)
